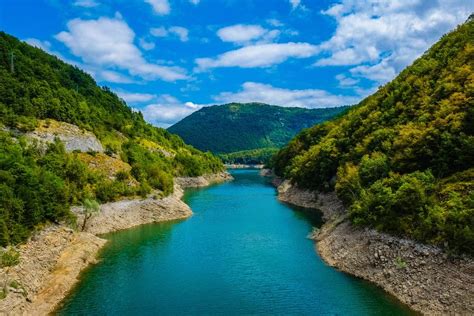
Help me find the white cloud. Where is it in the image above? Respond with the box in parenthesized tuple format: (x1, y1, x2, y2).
(316, 0, 474, 84)
(214, 82, 358, 108)
(189, 0, 200, 5)
(217, 24, 265, 44)
(98, 70, 134, 83)
(150, 27, 168, 37)
(289, 0, 301, 10)
(196, 42, 318, 70)
(150, 26, 189, 42)
(216, 24, 280, 46)
(335, 74, 359, 87)
(116, 91, 156, 103)
(145, 0, 170, 15)
(266, 18, 283, 27)
(169, 26, 189, 42)
(139, 38, 155, 50)
(55, 16, 187, 81)
(73, 0, 99, 8)
(140, 95, 203, 127)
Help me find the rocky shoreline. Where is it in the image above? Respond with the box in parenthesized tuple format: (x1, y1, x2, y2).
(0, 171, 232, 315)
(269, 172, 474, 315)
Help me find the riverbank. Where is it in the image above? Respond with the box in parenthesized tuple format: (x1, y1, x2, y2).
(0, 171, 232, 315)
(271, 174, 474, 315)
(224, 163, 264, 169)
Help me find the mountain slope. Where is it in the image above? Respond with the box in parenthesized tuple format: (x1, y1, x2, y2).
(0, 32, 223, 245)
(168, 103, 348, 155)
(271, 19, 474, 254)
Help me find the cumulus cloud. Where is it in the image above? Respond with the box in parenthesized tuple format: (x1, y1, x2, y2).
(140, 95, 203, 127)
(316, 0, 474, 84)
(217, 24, 279, 45)
(116, 91, 156, 103)
(55, 16, 187, 81)
(145, 0, 170, 15)
(214, 82, 358, 108)
(73, 0, 99, 8)
(195, 42, 318, 70)
(150, 26, 189, 42)
(335, 74, 359, 87)
(139, 38, 155, 50)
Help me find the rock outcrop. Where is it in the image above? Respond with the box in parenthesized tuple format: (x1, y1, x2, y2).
(175, 171, 233, 188)
(0, 226, 106, 315)
(27, 120, 104, 153)
(74, 185, 192, 235)
(276, 180, 474, 315)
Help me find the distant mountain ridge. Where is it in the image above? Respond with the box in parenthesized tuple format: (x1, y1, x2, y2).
(168, 103, 348, 159)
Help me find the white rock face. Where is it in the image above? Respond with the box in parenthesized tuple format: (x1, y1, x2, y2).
(27, 121, 104, 153)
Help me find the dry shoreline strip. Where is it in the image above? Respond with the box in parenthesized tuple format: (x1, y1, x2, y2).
(0, 171, 232, 315)
(270, 171, 474, 315)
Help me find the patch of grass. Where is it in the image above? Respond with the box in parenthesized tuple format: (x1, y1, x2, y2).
(395, 257, 407, 269)
(0, 248, 20, 267)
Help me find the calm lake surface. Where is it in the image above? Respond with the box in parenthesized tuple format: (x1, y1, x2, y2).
(58, 169, 413, 315)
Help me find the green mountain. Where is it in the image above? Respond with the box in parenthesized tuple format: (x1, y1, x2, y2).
(271, 19, 474, 254)
(168, 103, 348, 162)
(0, 32, 223, 245)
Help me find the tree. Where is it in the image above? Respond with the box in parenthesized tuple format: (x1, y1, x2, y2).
(81, 198, 100, 231)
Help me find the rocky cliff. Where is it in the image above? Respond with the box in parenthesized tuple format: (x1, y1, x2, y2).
(272, 178, 474, 315)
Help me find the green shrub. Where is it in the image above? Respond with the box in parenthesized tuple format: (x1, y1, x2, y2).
(0, 247, 20, 267)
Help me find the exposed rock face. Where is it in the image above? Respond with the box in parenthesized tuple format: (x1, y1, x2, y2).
(259, 168, 273, 177)
(175, 171, 233, 188)
(27, 120, 104, 153)
(317, 221, 474, 315)
(74, 185, 192, 235)
(0, 226, 106, 315)
(276, 180, 474, 315)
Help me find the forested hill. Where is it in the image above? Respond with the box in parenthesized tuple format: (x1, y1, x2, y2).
(168, 102, 348, 154)
(0, 32, 223, 245)
(271, 18, 474, 254)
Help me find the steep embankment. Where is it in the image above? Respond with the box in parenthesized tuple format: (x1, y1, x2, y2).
(0, 171, 231, 315)
(271, 177, 474, 315)
(168, 103, 347, 163)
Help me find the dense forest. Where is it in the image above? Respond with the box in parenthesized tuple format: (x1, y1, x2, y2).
(168, 103, 348, 163)
(0, 32, 223, 246)
(271, 19, 474, 254)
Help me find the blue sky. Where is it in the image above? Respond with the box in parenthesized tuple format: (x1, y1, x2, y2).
(1, 0, 472, 127)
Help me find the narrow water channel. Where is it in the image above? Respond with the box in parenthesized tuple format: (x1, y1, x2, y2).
(58, 169, 413, 315)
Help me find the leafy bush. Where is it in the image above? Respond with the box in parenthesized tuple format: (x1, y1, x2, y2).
(0, 247, 20, 267)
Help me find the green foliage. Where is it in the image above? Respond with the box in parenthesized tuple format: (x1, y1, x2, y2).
(272, 19, 474, 254)
(219, 147, 279, 165)
(0, 247, 20, 267)
(81, 198, 100, 231)
(0, 32, 224, 245)
(169, 103, 348, 154)
(395, 257, 407, 269)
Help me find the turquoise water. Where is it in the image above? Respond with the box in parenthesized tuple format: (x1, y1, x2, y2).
(58, 169, 413, 315)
